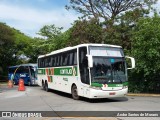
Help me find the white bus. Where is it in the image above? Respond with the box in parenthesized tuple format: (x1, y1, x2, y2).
(37, 44, 135, 100)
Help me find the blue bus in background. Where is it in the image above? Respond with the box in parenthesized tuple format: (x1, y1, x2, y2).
(8, 63, 37, 85)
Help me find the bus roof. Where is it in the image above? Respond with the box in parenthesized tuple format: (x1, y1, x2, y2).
(9, 63, 37, 68)
(38, 43, 122, 58)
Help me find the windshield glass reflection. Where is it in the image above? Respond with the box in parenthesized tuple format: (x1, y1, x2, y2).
(91, 57, 127, 84)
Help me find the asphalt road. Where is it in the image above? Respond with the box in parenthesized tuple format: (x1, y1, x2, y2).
(0, 85, 160, 120)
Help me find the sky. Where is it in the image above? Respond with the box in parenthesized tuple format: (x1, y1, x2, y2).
(0, 0, 160, 38)
(0, 0, 79, 37)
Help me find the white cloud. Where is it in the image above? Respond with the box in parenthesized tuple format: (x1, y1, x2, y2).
(0, 3, 79, 37)
(2, 0, 159, 38)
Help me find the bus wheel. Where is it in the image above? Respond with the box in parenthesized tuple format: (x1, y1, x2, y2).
(42, 81, 45, 90)
(28, 81, 31, 86)
(45, 82, 49, 92)
(71, 85, 79, 100)
(13, 81, 17, 85)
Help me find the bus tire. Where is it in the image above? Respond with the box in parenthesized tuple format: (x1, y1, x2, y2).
(42, 81, 45, 90)
(28, 81, 31, 86)
(13, 81, 17, 85)
(71, 85, 79, 100)
(45, 82, 49, 92)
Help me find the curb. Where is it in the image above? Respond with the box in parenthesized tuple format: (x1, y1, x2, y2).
(127, 93, 160, 97)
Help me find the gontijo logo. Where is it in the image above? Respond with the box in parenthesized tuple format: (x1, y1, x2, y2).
(60, 67, 77, 76)
(60, 69, 72, 75)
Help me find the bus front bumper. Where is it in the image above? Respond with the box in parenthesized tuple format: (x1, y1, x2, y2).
(89, 88, 128, 99)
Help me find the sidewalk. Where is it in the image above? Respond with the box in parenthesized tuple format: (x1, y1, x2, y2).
(127, 93, 160, 97)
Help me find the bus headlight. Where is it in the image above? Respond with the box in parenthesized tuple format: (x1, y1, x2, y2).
(90, 86, 102, 90)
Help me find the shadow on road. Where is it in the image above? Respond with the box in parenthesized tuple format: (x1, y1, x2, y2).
(43, 88, 128, 103)
(84, 97, 128, 103)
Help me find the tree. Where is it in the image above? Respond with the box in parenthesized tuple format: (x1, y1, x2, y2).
(130, 14, 160, 92)
(26, 38, 50, 62)
(37, 24, 64, 50)
(38, 24, 63, 39)
(66, 0, 157, 26)
(26, 24, 68, 63)
(0, 23, 15, 75)
(103, 8, 148, 50)
(68, 18, 103, 46)
(0, 23, 35, 75)
(11, 29, 33, 64)
(66, 0, 158, 50)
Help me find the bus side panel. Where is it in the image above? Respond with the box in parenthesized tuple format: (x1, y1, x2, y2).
(37, 66, 85, 98)
(37, 69, 48, 87)
(49, 75, 83, 96)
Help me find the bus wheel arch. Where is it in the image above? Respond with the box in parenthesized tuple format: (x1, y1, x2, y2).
(71, 84, 79, 100)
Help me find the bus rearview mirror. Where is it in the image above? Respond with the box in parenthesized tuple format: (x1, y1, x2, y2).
(86, 55, 93, 68)
(125, 56, 135, 70)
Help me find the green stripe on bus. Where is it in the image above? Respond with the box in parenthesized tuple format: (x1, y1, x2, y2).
(107, 84, 123, 87)
(54, 67, 78, 76)
(37, 69, 46, 75)
(91, 83, 103, 87)
(91, 83, 127, 87)
(123, 81, 128, 86)
(38, 66, 78, 76)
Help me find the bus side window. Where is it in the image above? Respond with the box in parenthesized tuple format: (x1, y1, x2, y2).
(51, 56, 55, 67)
(45, 58, 48, 67)
(56, 56, 59, 66)
(79, 47, 89, 84)
(66, 53, 70, 66)
(69, 52, 74, 65)
(39, 58, 43, 68)
(54, 56, 57, 67)
(41, 59, 45, 68)
(74, 51, 77, 65)
(62, 53, 67, 66)
(48, 57, 51, 67)
(38, 59, 40, 68)
(57, 54, 62, 66)
(59, 54, 62, 66)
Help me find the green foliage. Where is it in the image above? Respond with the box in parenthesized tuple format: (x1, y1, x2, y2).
(26, 38, 49, 62)
(0, 23, 15, 75)
(38, 24, 63, 39)
(68, 19, 103, 46)
(128, 14, 160, 93)
(12, 29, 33, 63)
(102, 9, 147, 50)
(36, 24, 68, 51)
(28, 24, 70, 63)
(0, 22, 34, 75)
(132, 14, 160, 78)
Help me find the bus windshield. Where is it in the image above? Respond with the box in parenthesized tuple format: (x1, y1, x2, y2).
(90, 57, 127, 84)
